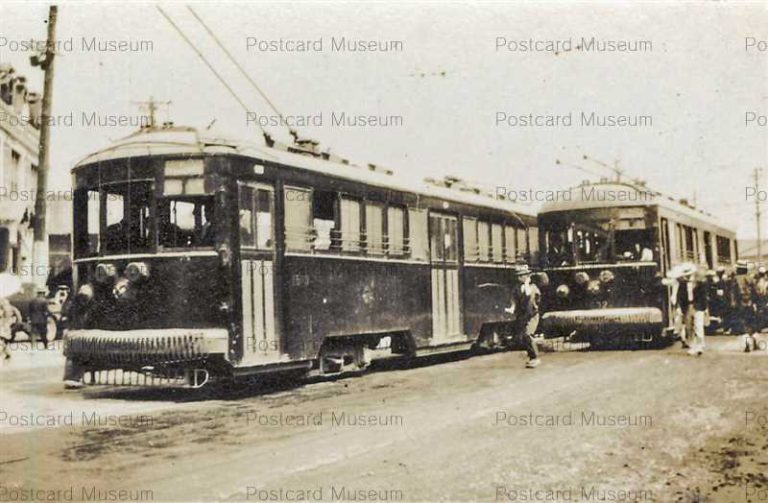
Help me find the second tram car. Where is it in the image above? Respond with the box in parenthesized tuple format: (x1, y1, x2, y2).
(63, 124, 538, 387)
(537, 180, 737, 347)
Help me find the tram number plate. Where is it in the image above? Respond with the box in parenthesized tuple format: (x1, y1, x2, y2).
(291, 274, 310, 287)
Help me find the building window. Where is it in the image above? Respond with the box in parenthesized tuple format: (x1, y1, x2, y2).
(10, 150, 20, 192)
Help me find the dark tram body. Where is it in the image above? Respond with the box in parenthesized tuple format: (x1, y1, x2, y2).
(64, 125, 537, 386)
(537, 181, 737, 346)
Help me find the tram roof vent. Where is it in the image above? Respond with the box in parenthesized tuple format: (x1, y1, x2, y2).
(367, 163, 394, 176)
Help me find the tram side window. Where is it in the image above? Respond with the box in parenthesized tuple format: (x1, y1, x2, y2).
(430, 215, 458, 262)
(340, 196, 362, 252)
(387, 206, 406, 256)
(284, 187, 312, 252)
(255, 189, 274, 249)
(528, 226, 539, 260)
(74, 189, 100, 257)
(477, 221, 490, 262)
(365, 203, 385, 256)
(313, 190, 336, 252)
(463, 217, 479, 262)
(516, 228, 527, 260)
(240, 186, 275, 250)
(408, 208, 428, 261)
(504, 225, 516, 264)
(716, 235, 732, 264)
(491, 223, 503, 263)
(239, 186, 255, 248)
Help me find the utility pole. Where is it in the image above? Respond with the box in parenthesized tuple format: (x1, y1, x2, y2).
(756, 167, 763, 265)
(31, 5, 57, 291)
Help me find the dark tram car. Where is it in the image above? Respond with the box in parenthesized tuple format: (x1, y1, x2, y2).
(64, 125, 537, 387)
(537, 181, 737, 347)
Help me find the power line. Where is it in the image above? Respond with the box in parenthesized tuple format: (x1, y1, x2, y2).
(186, 6, 293, 137)
(156, 6, 270, 139)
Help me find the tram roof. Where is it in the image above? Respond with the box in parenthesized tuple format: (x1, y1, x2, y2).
(539, 181, 731, 233)
(73, 126, 536, 219)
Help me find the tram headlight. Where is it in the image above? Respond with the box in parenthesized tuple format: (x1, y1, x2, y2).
(94, 263, 117, 284)
(76, 283, 94, 303)
(556, 284, 570, 298)
(587, 279, 601, 296)
(574, 271, 590, 285)
(125, 262, 150, 283)
(599, 270, 615, 284)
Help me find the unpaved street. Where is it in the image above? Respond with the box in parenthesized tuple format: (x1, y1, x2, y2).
(1, 337, 767, 502)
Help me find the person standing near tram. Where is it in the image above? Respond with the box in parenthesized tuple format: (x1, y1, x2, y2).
(505, 265, 542, 369)
(671, 264, 708, 355)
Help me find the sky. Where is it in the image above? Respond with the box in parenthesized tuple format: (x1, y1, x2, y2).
(0, 1, 766, 237)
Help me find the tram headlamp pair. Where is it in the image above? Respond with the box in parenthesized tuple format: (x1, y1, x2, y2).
(94, 263, 117, 284)
(125, 262, 150, 283)
(94, 262, 150, 285)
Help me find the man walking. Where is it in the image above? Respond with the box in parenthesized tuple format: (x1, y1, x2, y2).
(671, 263, 707, 354)
(28, 288, 51, 349)
(506, 266, 542, 368)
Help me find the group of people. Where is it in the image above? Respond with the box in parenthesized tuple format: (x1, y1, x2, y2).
(0, 288, 54, 361)
(505, 261, 767, 369)
(711, 262, 768, 351)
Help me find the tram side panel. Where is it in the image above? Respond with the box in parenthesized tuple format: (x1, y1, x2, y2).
(461, 266, 516, 338)
(280, 255, 432, 361)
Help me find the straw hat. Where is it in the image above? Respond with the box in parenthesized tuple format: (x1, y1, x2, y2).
(667, 262, 697, 280)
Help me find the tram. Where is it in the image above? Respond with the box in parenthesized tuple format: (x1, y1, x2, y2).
(536, 180, 737, 347)
(63, 124, 537, 387)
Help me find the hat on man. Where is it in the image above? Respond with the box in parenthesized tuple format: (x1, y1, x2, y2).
(667, 262, 697, 280)
(514, 265, 532, 277)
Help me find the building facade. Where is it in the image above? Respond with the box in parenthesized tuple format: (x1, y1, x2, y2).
(0, 64, 42, 288)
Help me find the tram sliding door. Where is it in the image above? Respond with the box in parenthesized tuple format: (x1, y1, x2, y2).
(429, 213, 462, 344)
(238, 182, 281, 364)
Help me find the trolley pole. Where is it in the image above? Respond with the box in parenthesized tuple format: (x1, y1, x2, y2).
(756, 167, 763, 265)
(31, 5, 57, 291)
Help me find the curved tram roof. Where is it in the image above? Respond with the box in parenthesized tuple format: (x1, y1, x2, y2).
(74, 126, 536, 220)
(539, 181, 733, 236)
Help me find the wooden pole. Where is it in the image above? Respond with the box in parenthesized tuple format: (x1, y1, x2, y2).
(32, 5, 57, 290)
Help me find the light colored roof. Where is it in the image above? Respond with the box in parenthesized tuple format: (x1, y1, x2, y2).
(539, 181, 731, 232)
(73, 126, 536, 219)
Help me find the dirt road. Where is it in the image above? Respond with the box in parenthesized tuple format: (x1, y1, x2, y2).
(1, 337, 767, 502)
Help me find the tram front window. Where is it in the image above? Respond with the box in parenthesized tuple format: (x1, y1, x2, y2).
(102, 181, 152, 255)
(158, 196, 216, 248)
(615, 229, 654, 261)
